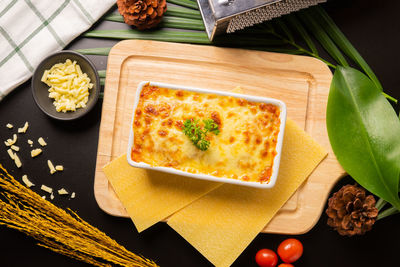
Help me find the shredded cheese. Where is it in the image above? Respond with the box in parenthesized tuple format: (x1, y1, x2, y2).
(71, 192, 75, 199)
(41, 59, 93, 113)
(42, 196, 46, 200)
(5, 134, 17, 146)
(31, 148, 42, 158)
(6, 123, 13, 129)
(58, 188, 68, 195)
(18, 122, 29, 133)
(41, 185, 53, 194)
(7, 149, 14, 160)
(22, 175, 35, 188)
(50, 193, 54, 200)
(38, 137, 47, 146)
(27, 139, 33, 147)
(55, 165, 64, 171)
(14, 154, 22, 168)
(11, 145, 19, 151)
(47, 160, 56, 174)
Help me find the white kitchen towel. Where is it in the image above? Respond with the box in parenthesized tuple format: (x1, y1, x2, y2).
(0, 0, 115, 100)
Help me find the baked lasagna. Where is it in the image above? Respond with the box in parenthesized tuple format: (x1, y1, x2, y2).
(131, 84, 281, 183)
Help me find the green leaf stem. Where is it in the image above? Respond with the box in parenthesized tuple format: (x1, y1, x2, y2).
(298, 11, 349, 66)
(285, 15, 318, 55)
(311, 6, 382, 91)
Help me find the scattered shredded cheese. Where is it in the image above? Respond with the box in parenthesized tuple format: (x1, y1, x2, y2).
(11, 145, 19, 151)
(14, 154, 22, 168)
(7, 149, 15, 160)
(55, 165, 64, 171)
(41, 59, 93, 113)
(38, 137, 47, 146)
(27, 139, 33, 147)
(42, 196, 46, 200)
(18, 122, 29, 133)
(47, 160, 56, 174)
(50, 193, 54, 200)
(5, 134, 17, 146)
(71, 192, 76, 199)
(22, 175, 35, 188)
(58, 188, 68, 195)
(6, 123, 13, 129)
(31, 148, 43, 158)
(41, 185, 53, 194)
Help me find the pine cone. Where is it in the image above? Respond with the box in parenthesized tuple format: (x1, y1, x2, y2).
(117, 0, 167, 30)
(326, 184, 378, 236)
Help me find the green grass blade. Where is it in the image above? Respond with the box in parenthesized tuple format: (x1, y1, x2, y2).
(285, 15, 318, 55)
(311, 6, 383, 91)
(298, 11, 349, 66)
(104, 13, 204, 30)
(275, 18, 294, 42)
(98, 70, 106, 78)
(83, 29, 287, 47)
(74, 47, 111, 56)
(246, 47, 303, 55)
(214, 35, 287, 47)
(104, 13, 124, 23)
(161, 16, 204, 30)
(166, 5, 202, 19)
(167, 0, 198, 10)
(105, 6, 202, 22)
(83, 29, 211, 44)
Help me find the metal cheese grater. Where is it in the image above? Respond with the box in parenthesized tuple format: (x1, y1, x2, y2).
(198, 0, 327, 40)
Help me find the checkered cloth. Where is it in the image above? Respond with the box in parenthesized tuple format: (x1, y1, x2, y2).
(0, 0, 115, 101)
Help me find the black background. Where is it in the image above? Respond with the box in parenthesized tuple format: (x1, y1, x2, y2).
(1, 0, 400, 266)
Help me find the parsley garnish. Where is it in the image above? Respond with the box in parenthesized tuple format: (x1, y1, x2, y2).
(182, 118, 220, 151)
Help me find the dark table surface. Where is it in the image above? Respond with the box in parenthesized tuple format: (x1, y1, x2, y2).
(1, 0, 400, 266)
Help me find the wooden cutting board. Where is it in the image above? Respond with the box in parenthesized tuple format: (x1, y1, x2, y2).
(94, 40, 344, 234)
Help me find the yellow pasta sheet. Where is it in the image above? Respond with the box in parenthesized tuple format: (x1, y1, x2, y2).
(167, 119, 327, 267)
(103, 157, 222, 232)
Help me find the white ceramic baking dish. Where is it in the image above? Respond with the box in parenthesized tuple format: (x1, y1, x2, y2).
(127, 81, 287, 188)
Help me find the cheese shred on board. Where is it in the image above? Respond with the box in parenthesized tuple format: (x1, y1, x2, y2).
(41, 59, 93, 113)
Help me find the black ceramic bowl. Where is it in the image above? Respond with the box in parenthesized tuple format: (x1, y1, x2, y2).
(31, 51, 100, 120)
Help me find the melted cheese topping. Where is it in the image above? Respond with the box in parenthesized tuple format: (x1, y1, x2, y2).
(131, 84, 281, 183)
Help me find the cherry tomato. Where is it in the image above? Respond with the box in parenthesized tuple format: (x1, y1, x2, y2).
(255, 249, 278, 267)
(277, 238, 303, 263)
(278, 264, 294, 267)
